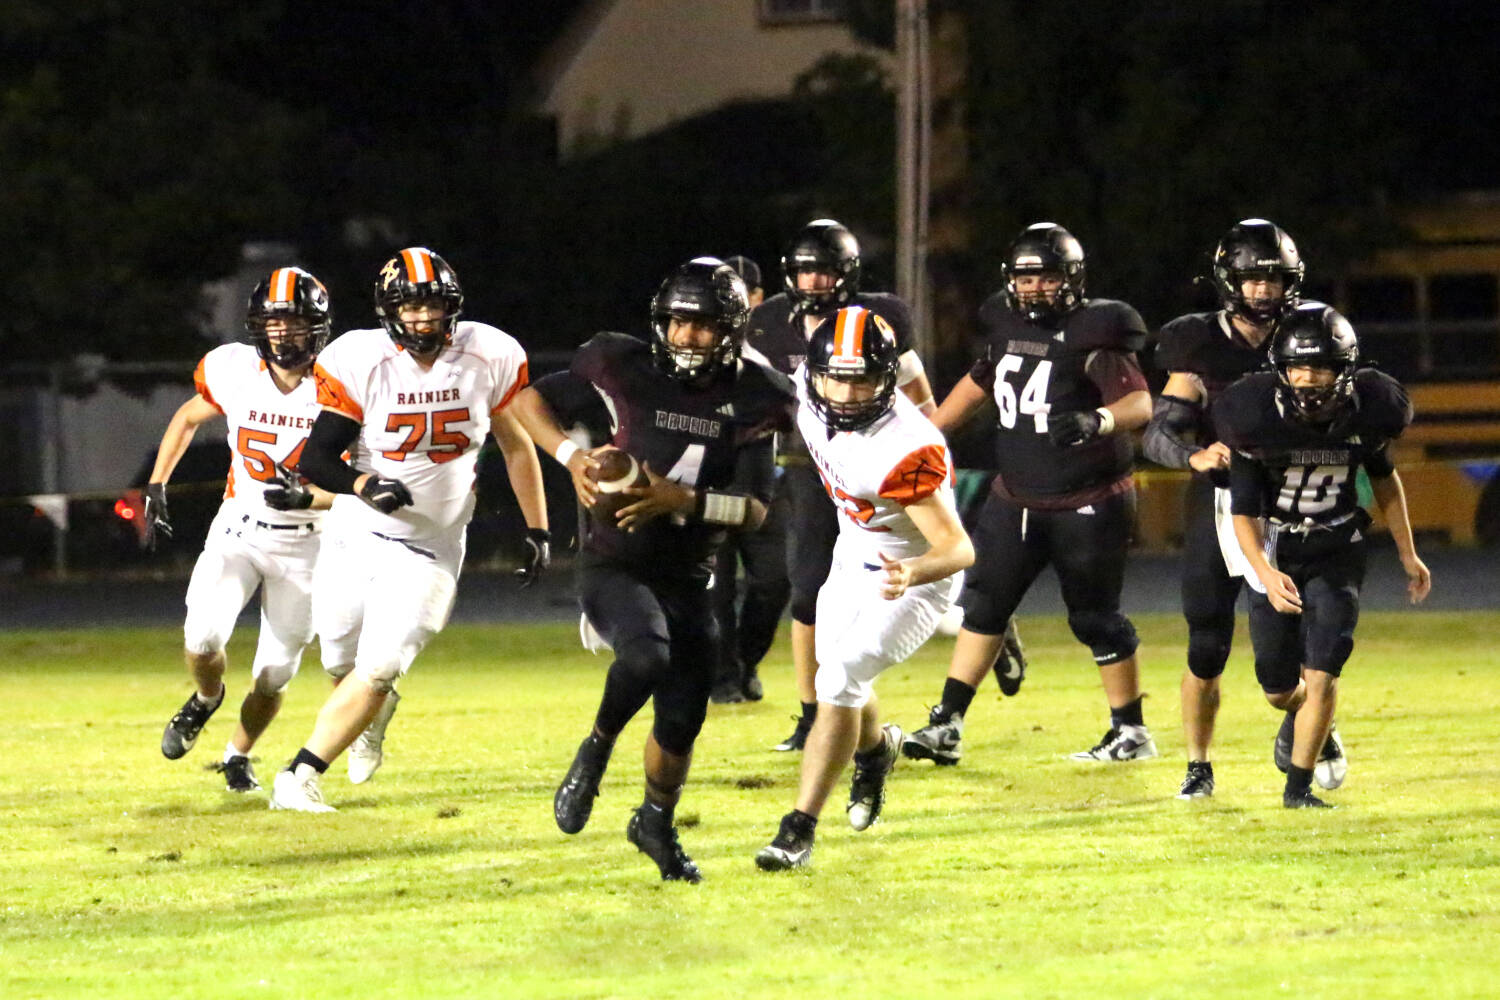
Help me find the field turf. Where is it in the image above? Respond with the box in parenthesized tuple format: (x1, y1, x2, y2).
(3, 612, 1497, 999)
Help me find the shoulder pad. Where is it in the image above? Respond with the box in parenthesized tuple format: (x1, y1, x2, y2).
(1211, 372, 1278, 449)
(1353, 369, 1413, 437)
(855, 292, 915, 346)
(1153, 312, 1222, 372)
(1067, 299, 1147, 353)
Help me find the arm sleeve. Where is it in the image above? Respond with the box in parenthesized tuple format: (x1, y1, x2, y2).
(1142, 394, 1202, 469)
(1228, 450, 1266, 517)
(1362, 441, 1396, 479)
(1084, 349, 1149, 404)
(727, 433, 778, 505)
(299, 410, 363, 494)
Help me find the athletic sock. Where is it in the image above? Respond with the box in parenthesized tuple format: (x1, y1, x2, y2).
(291, 748, 329, 775)
(1110, 696, 1145, 729)
(800, 701, 817, 723)
(939, 678, 977, 721)
(224, 742, 245, 763)
(194, 685, 225, 708)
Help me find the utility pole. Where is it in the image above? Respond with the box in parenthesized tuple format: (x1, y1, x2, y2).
(895, 0, 932, 368)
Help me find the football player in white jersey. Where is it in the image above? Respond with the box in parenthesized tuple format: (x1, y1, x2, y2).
(755, 305, 973, 871)
(153, 267, 337, 794)
(269, 247, 549, 812)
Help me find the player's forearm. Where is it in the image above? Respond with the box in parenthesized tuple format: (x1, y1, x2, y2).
(508, 387, 572, 463)
(693, 490, 767, 531)
(498, 432, 549, 531)
(300, 410, 364, 494)
(1102, 389, 1152, 433)
(931, 375, 986, 434)
(1232, 514, 1275, 579)
(1142, 394, 1201, 468)
(898, 369, 937, 416)
(905, 535, 975, 587)
(149, 413, 199, 485)
(1371, 472, 1419, 563)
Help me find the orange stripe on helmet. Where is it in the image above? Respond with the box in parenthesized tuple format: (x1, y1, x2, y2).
(831, 306, 868, 369)
(268, 268, 295, 303)
(401, 248, 434, 284)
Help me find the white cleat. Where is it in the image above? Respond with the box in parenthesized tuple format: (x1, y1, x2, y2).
(270, 766, 336, 813)
(1069, 724, 1159, 762)
(348, 690, 400, 785)
(1313, 723, 1348, 790)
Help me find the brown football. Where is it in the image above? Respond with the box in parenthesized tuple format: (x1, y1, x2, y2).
(585, 447, 647, 524)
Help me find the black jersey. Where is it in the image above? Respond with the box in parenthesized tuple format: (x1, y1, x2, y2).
(533, 332, 794, 576)
(1217, 369, 1412, 526)
(1153, 311, 1268, 447)
(971, 296, 1148, 501)
(745, 291, 915, 458)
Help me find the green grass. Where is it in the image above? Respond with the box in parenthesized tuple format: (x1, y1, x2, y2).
(2, 612, 1498, 999)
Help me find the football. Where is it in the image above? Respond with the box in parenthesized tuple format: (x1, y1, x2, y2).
(585, 447, 647, 525)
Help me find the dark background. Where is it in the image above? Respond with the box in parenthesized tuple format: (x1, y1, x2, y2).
(4, 0, 1496, 369)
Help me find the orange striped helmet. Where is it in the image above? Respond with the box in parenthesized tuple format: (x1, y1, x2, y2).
(374, 246, 464, 354)
(246, 266, 332, 370)
(805, 305, 899, 431)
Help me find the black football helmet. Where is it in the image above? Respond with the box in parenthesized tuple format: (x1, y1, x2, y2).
(1212, 219, 1304, 324)
(245, 266, 331, 370)
(805, 305, 901, 431)
(650, 257, 750, 383)
(1270, 301, 1359, 423)
(781, 219, 861, 317)
(374, 247, 464, 355)
(1003, 223, 1086, 326)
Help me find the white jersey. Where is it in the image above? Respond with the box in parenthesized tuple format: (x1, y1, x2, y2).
(313, 321, 529, 545)
(194, 342, 324, 526)
(795, 371, 954, 564)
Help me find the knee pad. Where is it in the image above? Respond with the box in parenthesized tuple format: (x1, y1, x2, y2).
(1305, 635, 1354, 677)
(251, 658, 299, 697)
(957, 586, 1010, 637)
(1067, 611, 1139, 665)
(1186, 624, 1233, 680)
(612, 634, 672, 688)
(353, 627, 434, 693)
(651, 713, 703, 757)
(182, 612, 231, 657)
(788, 587, 818, 626)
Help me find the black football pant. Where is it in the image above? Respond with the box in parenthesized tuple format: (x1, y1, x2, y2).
(1248, 516, 1367, 693)
(1181, 477, 1245, 680)
(782, 462, 839, 626)
(578, 555, 717, 756)
(711, 472, 791, 684)
(961, 489, 1139, 665)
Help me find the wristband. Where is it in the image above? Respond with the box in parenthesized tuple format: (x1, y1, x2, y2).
(695, 491, 749, 526)
(1094, 407, 1116, 435)
(553, 440, 580, 465)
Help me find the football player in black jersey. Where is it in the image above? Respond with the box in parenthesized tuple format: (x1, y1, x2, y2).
(510, 258, 795, 881)
(708, 255, 789, 704)
(902, 223, 1157, 765)
(1217, 303, 1430, 808)
(743, 218, 940, 752)
(1145, 219, 1316, 799)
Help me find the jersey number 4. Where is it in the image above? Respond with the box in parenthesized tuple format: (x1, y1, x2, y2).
(994, 356, 1053, 432)
(236, 428, 306, 482)
(382, 408, 471, 464)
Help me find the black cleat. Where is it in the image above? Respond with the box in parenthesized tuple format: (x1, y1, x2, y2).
(773, 715, 813, 752)
(902, 706, 963, 765)
(1273, 710, 1296, 774)
(554, 734, 612, 834)
(161, 689, 223, 760)
(848, 724, 902, 830)
(627, 806, 702, 883)
(755, 810, 816, 871)
(709, 678, 746, 704)
(216, 755, 260, 793)
(1176, 760, 1214, 800)
(742, 670, 764, 702)
(1284, 787, 1334, 809)
(995, 619, 1028, 697)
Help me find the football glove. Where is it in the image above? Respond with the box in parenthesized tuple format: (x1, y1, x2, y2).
(1047, 410, 1103, 448)
(515, 527, 552, 588)
(264, 462, 315, 511)
(143, 482, 172, 550)
(358, 474, 414, 514)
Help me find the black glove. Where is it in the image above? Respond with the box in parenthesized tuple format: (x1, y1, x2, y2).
(515, 528, 551, 587)
(1047, 410, 1103, 448)
(264, 462, 315, 511)
(358, 474, 414, 514)
(143, 482, 172, 550)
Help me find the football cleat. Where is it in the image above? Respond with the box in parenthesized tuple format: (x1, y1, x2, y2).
(772, 715, 813, 752)
(1273, 709, 1296, 773)
(1176, 761, 1214, 800)
(755, 811, 816, 871)
(847, 723, 902, 831)
(1070, 724, 1158, 762)
(554, 733, 613, 835)
(742, 670, 764, 702)
(269, 766, 335, 813)
(348, 690, 400, 784)
(1283, 787, 1334, 809)
(996, 619, 1028, 697)
(160, 688, 224, 760)
(1314, 722, 1347, 790)
(217, 755, 260, 793)
(901, 708, 963, 765)
(709, 678, 746, 705)
(627, 806, 702, 883)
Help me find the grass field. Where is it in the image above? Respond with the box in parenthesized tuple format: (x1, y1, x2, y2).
(3, 611, 1498, 999)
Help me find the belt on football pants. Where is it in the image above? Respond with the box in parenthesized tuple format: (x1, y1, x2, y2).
(1269, 510, 1359, 535)
(371, 531, 437, 560)
(239, 514, 317, 534)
